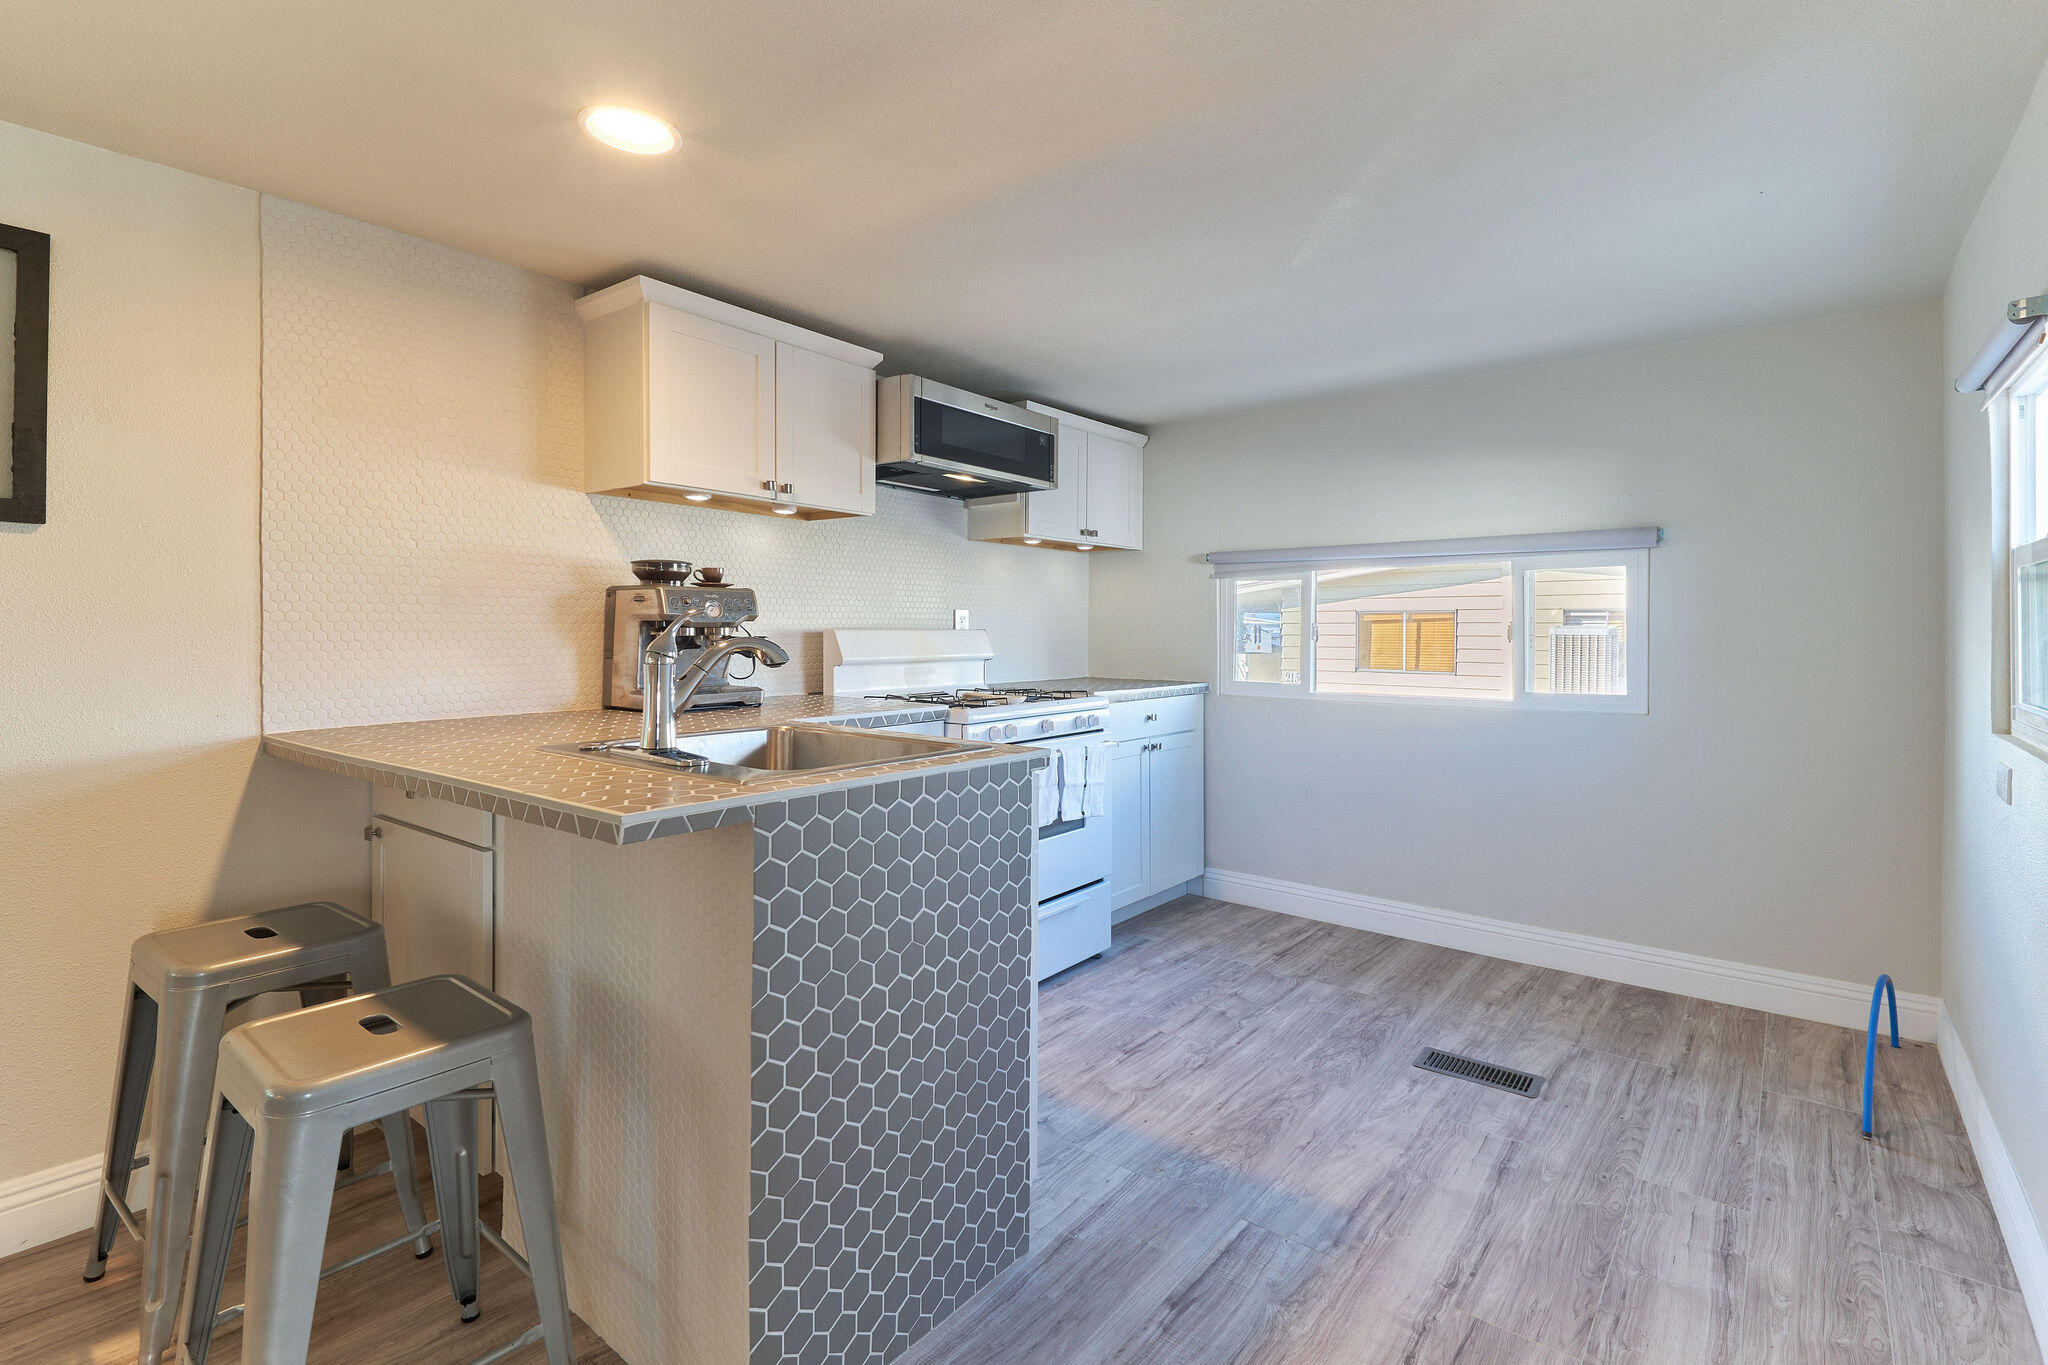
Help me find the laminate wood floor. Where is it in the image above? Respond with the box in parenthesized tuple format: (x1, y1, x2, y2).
(904, 896, 2041, 1365)
(0, 1124, 623, 1365)
(2, 897, 2035, 1365)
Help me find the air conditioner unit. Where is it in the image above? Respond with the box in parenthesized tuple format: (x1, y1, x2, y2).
(1550, 625, 1625, 693)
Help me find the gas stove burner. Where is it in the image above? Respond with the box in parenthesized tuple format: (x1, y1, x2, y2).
(867, 686, 1097, 710)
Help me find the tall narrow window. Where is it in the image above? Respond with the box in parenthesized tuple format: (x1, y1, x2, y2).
(2009, 385, 2048, 746)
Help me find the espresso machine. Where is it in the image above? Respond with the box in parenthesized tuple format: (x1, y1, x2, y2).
(603, 560, 768, 711)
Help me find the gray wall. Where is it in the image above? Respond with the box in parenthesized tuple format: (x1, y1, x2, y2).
(1091, 302, 1946, 990)
(1943, 51, 2048, 1269)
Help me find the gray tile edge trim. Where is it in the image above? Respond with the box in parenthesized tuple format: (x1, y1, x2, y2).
(264, 735, 1046, 845)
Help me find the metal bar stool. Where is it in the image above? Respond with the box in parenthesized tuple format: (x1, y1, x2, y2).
(175, 974, 575, 1365)
(85, 902, 435, 1365)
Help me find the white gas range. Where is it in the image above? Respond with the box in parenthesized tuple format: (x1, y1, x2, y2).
(826, 630, 1113, 979)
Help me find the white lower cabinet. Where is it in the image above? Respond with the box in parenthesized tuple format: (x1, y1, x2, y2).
(1107, 699, 1206, 910)
(370, 815, 495, 988)
(367, 795, 498, 1170)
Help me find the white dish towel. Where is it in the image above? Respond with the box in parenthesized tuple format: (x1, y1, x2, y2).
(1032, 752, 1061, 828)
(1083, 741, 1112, 818)
(1058, 745, 1086, 822)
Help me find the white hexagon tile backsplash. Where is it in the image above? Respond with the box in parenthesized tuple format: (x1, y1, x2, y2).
(259, 197, 1090, 732)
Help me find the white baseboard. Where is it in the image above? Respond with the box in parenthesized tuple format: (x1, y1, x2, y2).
(1112, 880, 1204, 925)
(0, 1154, 122, 1259)
(1936, 1008, 2048, 1333)
(1201, 867, 1941, 1041)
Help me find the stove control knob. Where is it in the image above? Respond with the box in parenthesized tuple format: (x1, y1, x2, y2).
(1081, 713, 1100, 728)
(1002, 723, 1019, 740)
(1037, 718, 1057, 735)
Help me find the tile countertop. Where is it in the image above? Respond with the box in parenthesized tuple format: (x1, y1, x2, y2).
(260, 695, 1043, 845)
(1007, 677, 1209, 701)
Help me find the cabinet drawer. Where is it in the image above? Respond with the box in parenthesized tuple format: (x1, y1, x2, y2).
(371, 788, 495, 849)
(1037, 880, 1110, 980)
(1105, 694, 1203, 743)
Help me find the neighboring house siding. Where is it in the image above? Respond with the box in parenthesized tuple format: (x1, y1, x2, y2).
(1315, 577, 1511, 697)
(1528, 569, 1629, 692)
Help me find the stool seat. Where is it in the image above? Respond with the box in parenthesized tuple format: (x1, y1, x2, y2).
(130, 902, 386, 997)
(220, 976, 527, 1119)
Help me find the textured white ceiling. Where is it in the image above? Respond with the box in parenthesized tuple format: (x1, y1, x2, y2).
(1, 0, 2042, 423)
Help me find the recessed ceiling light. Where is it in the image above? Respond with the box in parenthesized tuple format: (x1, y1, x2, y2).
(683, 493, 710, 502)
(1075, 544, 1093, 551)
(772, 506, 798, 516)
(1022, 538, 1041, 545)
(578, 105, 679, 156)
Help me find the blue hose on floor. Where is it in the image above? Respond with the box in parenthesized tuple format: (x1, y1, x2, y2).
(1862, 974, 1899, 1139)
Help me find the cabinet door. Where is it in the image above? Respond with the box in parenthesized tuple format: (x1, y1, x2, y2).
(1025, 424, 1086, 542)
(646, 303, 778, 499)
(1143, 731, 1204, 894)
(1085, 433, 1143, 549)
(775, 342, 875, 515)
(371, 820, 494, 989)
(1108, 740, 1148, 907)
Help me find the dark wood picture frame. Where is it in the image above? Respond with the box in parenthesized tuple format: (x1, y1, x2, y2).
(1, 222, 50, 526)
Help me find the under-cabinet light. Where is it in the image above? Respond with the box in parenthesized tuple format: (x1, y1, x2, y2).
(684, 494, 711, 502)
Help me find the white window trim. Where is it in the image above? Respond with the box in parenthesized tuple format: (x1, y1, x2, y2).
(1996, 351, 2048, 757)
(1214, 545, 1650, 713)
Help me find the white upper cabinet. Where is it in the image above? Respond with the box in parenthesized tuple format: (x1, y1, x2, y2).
(646, 306, 777, 497)
(965, 401, 1146, 550)
(1083, 429, 1143, 549)
(579, 276, 881, 520)
(774, 342, 875, 516)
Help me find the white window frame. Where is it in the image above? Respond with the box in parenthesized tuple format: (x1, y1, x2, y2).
(1214, 544, 1650, 713)
(1998, 353, 2048, 754)
(1517, 548, 1648, 714)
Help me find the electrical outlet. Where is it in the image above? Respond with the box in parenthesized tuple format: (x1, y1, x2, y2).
(953, 609, 970, 629)
(1996, 763, 2014, 805)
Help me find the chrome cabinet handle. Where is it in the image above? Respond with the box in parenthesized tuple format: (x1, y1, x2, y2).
(1143, 713, 1158, 723)
(761, 479, 775, 492)
(779, 482, 794, 494)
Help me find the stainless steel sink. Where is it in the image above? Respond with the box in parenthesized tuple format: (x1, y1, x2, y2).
(544, 723, 989, 784)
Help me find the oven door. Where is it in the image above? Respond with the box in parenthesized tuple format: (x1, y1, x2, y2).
(1032, 733, 1110, 903)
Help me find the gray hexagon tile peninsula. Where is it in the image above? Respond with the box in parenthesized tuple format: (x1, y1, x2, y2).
(749, 765, 1034, 1365)
(268, 698, 1046, 1365)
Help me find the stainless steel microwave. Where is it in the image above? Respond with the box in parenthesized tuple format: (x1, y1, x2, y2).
(874, 375, 1059, 497)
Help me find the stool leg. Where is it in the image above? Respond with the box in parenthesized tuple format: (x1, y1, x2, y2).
(174, 1096, 253, 1365)
(85, 984, 157, 1282)
(137, 988, 226, 1365)
(239, 1116, 343, 1365)
(495, 1051, 574, 1365)
(377, 1113, 437, 1258)
(424, 1097, 483, 1320)
(296, 980, 356, 1171)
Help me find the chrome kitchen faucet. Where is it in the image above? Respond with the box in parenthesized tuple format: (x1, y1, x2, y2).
(642, 621, 789, 754)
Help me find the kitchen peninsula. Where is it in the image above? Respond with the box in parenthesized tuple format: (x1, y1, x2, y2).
(262, 696, 1044, 1365)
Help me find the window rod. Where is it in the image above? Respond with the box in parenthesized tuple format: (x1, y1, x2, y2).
(1955, 290, 2048, 394)
(1206, 526, 1662, 577)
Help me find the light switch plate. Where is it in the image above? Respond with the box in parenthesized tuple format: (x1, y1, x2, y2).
(1996, 763, 2014, 804)
(953, 609, 970, 629)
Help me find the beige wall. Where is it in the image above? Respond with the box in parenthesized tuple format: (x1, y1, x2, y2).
(0, 121, 366, 1187)
(1094, 301, 1946, 989)
(1943, 53, 2048, 1279)
(259, 198, 1089, 731)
